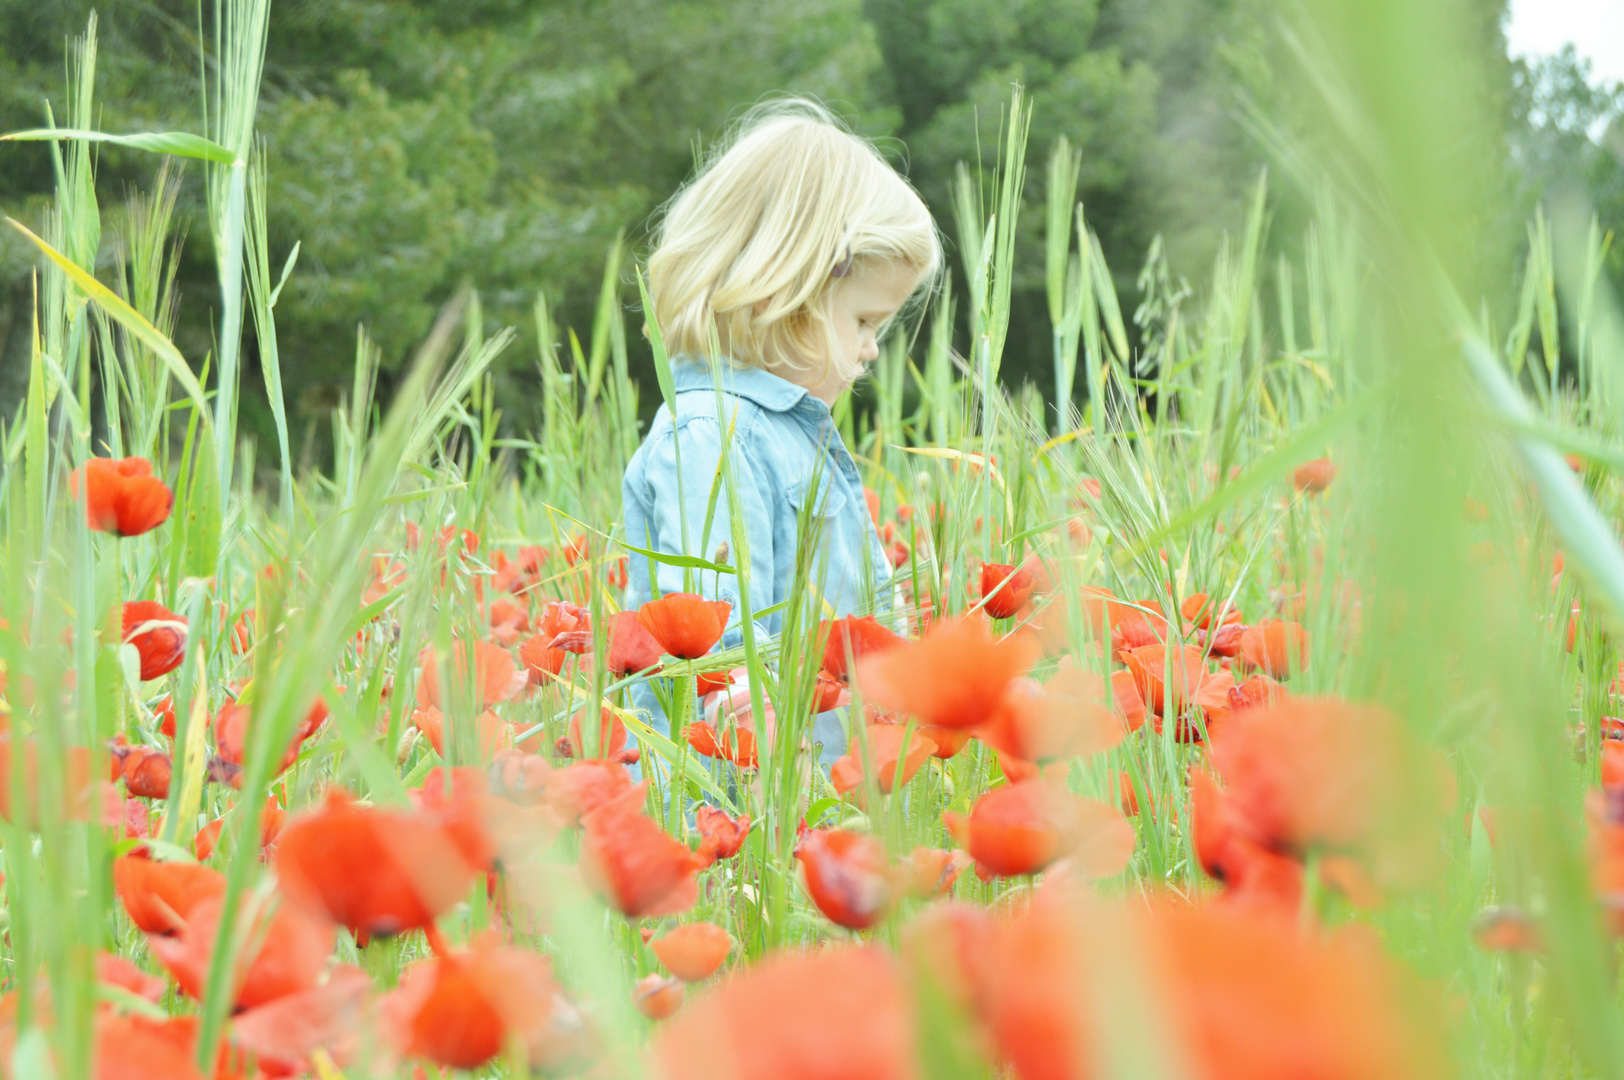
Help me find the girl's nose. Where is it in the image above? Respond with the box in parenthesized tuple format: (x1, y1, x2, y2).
(859, 333, 880, 364)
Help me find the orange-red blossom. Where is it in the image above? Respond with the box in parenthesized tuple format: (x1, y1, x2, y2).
(856, 616, 1039, 729)
(70, 456, 173, 536)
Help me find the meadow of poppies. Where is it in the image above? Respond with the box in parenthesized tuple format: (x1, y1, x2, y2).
(3, 5, 1624, 1080)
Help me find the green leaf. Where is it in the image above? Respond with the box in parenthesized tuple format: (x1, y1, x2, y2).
(617, 538, 737, 576)
(2, 127, 237, 163)
(4, 217, 213, 420)
(268, 240, 300, 308)
(183, 431, 222, 580)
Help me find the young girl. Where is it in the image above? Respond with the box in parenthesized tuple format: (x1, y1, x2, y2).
(622, 99, 940, 760)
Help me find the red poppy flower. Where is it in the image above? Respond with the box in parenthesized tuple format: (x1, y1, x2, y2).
(979, 563, 1035, 619)
(1228, 673, 1285, 713)
(95, 951, 166, 1004)
(488, 598, 531, 646)
(1294, 456, 1338, 493)
(563, 706, 639, 765)
(148, 894, 334, 1011)
(1210, 698, 1453, 866)
(70, 456, 173, 536)
(580, 783, 701, 918)
(976, 665, 1124, 764)
(95, 1012, 207, 1080)
(0, 737, 99, 826)
(1239, 621, 1310, 679)
(855, 616, 1038, 730)
(416, 641, 524, 711)
(635, 973, 686, 1020)
(918, 724, 973, 759)
(1109, 669, 1146, 732)
(652, 947, 917, 1080)
(977, 888, 1447, 1080)
(944, 781, 1133, 880)
(381, 933, 583, 1072)
(943, 783, 1055, 878)
(811, 671, 848, 712)
(695, 669, 738, 697)
(820, 616, 906, 682)
(695, 806, 750, 863)
(1189, 766, 1303, 912)
(683, 718, 758, 769)
(594, 610, 662, 677)
(410, 705, 511, 760)
(652, 922, 732, 981)
(121, 601, 187, 681)
(637, 594, 731, 659)
(194, 798, 286, 861)
(113, 854, 227, 935)
(1082, 588, 1171, 657)
(1121, 643, 1207, 718)
(112, 744, 172, 799)
(152, 693, 177, 737)
(275, 787, 484, 936)
(544, 760, 635, 823)
(831, 725, 934, 801)
(1472, 907, 1542, 953)
(213, 700, 312, 778)
(518, 602, 590, 682)
(1181, 592, 1242, 631)
(796, 828, 894, 929)
(900, 846, 972, 899)
(229, 964, 373, 1076)
(409, 765, 501, 872)
(1205, 621, 1248, 658)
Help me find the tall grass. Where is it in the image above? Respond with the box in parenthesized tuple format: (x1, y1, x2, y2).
(1, 2, 1623, 1079)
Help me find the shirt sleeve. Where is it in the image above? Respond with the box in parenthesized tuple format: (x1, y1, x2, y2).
(633, 411, 778, 653)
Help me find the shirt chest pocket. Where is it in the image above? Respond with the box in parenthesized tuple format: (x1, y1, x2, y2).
(787, 471, 849, 523)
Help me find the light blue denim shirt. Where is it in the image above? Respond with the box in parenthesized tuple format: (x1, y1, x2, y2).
(621, 358, 894, 758)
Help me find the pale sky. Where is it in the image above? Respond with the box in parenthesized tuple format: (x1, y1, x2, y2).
(1507, 0, 1624, 84)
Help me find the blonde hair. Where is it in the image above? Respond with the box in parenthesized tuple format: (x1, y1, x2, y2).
(647, 98, 940, 383)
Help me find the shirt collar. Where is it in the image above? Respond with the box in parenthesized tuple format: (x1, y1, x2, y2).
(670, 358, 811, 413)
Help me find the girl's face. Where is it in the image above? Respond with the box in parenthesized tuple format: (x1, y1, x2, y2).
(787, 259, 921, 405)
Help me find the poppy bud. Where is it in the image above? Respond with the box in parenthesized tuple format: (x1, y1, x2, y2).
(979, 563, 1034, 619)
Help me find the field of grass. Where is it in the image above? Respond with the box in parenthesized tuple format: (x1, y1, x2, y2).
(2, 3, 1624, 1079)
